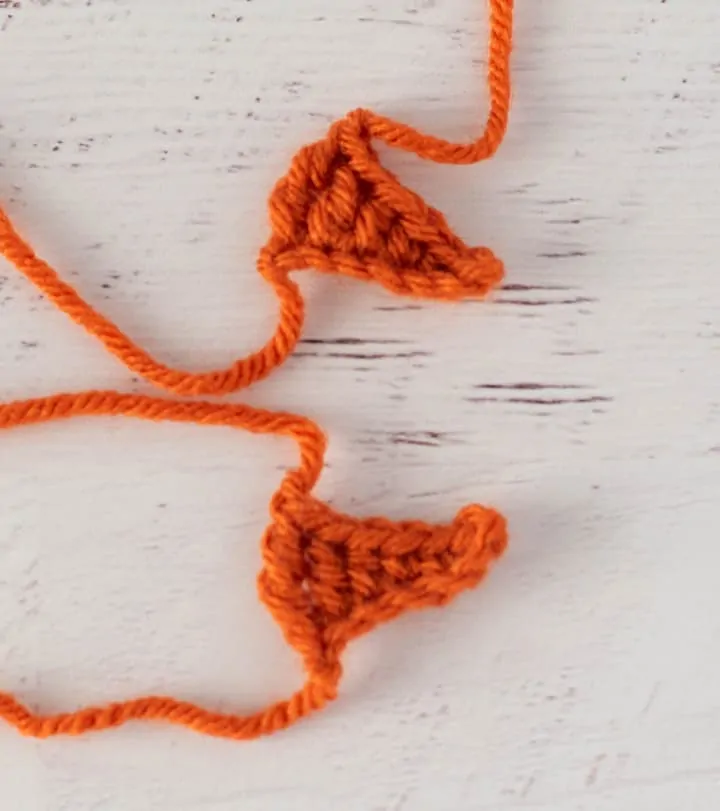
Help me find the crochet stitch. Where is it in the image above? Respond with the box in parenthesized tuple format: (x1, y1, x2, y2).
(0, 0, 514, 740)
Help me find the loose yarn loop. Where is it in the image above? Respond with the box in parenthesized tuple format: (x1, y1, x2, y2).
(0, 0, 514, 740)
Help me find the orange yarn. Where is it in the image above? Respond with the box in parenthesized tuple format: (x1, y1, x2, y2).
(0, 0, 514, 740)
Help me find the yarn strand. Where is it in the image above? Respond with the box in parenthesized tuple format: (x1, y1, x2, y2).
(0, 0, 514, 741)
(363, 0, 513, 163)
(0, 391, 336, 740)
(0, 212, 306, 397)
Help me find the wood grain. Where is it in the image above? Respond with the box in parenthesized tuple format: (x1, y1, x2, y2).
(0, 1, 719, 809)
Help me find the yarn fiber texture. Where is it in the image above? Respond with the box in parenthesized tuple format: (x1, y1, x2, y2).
(0, 0, 514, 740)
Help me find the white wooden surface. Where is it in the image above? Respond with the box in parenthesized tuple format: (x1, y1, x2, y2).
(1, 1, 719, 809)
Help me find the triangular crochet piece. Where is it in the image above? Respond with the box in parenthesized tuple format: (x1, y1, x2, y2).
(259, 494, 507, 685)
(0, 394, 506, 739)
(0, 110, 504, 398)
(262, 110, 505, 300)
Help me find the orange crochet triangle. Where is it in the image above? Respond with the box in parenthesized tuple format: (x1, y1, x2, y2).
(263, 112, 504, 300)
(258, 494, 508, 683)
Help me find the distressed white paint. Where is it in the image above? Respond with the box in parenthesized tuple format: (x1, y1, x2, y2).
(0, 0, 719, 809)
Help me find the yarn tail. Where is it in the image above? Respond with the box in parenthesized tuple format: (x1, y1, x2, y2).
(0, 679, 336, 740)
